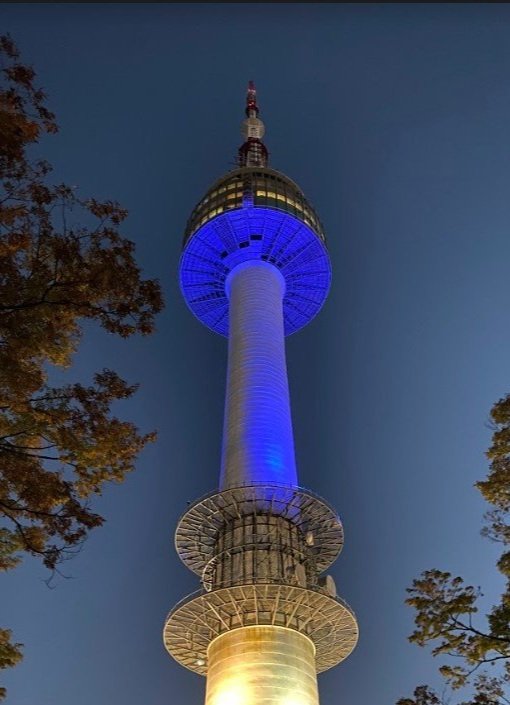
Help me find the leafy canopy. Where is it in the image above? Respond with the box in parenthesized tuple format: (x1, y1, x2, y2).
(0, 34, 163, 695)
(398, 394, 510, 705)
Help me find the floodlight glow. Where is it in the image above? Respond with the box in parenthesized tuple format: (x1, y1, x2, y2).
(180, 203, 331, 337)
(220, 261, 297, 488)
(205, 627, 319, 705)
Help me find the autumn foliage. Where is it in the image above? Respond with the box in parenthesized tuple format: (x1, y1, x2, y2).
(398, 395, 510, 705)
(0, 34, 163, 695)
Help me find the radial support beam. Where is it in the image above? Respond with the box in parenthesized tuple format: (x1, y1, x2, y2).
(163, 583, 359, 675)
(174, 484, 344, 577)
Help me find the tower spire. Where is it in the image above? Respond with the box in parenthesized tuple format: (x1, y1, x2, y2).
(238, 80, 268, 168)
(245, 79, 259, 116)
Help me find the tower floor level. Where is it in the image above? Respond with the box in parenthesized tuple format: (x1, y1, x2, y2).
(164, 83, 358, 705)
(180, 166, 332, 336)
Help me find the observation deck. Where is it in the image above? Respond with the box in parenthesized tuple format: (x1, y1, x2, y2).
(179, 166, 331, 336)
(164, 583, 358, 676)
(174, 483, 345, 578)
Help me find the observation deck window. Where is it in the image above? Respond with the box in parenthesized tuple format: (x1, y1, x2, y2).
(184, 171, 325, 244)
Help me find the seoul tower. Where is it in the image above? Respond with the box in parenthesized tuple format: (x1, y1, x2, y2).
(164, 82, 358, 705)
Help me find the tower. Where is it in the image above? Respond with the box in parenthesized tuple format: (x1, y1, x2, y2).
(164, 82, 358, 705)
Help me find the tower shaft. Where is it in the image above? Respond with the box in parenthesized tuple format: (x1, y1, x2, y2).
(221, 261, 297, 490)
(164, 82, 358, 705)
(205, 626, 319, 705)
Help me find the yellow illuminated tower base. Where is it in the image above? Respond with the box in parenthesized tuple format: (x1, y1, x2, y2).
(164, 83, 358, 704)
(206, 627, 318, 705)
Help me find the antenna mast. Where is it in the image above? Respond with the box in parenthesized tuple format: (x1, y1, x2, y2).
(238, 80, 268, 168)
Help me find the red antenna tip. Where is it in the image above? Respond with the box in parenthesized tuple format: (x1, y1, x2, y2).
(246, 81, 258, 114)
(239, 80, 267, 167)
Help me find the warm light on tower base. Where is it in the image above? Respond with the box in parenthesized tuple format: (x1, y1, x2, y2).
(205, 626, 319, 705)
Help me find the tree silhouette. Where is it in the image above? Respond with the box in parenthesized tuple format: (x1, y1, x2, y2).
(0, 34, 163, 697)
(398, 395, 510, 705)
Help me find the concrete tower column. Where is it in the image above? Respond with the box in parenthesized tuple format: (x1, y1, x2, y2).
(205, 626, 319, 705)
(220, 260, 298, 489)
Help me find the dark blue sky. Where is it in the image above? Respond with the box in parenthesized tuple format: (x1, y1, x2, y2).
(2, 4, 510, 704)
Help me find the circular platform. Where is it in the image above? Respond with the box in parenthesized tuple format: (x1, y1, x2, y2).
(174, 483, 344, 577)
(179, 167, 331, 336)
(163, 583, 359, 675)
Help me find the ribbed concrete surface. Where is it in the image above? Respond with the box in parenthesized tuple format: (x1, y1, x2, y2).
(205, 626, 319, 705)
(220, 261, 298, 489)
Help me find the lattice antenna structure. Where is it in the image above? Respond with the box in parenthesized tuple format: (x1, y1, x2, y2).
(164, 83, 358, 705)
(238, 80, 268, 168)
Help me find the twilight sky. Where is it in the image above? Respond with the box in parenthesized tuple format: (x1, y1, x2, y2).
(2, 4, 510, 705)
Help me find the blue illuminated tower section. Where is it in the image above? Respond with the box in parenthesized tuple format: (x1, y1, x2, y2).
(164, 83, 358, 705)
